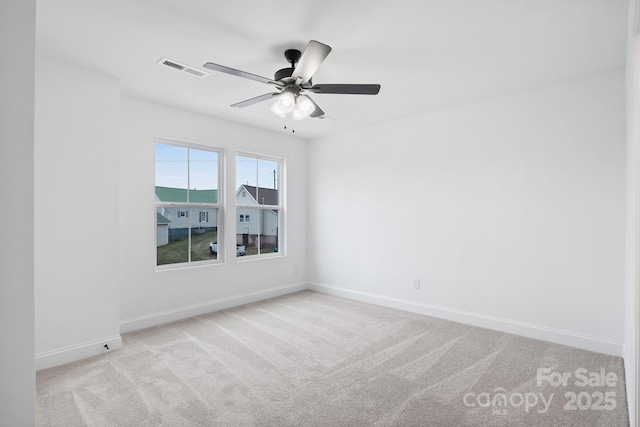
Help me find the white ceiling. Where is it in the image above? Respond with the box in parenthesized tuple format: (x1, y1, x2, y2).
(36, 0, 629, 139)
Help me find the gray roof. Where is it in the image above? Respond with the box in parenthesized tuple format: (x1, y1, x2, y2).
(156, 212, 171, 224)
(242, 185, 278, 205)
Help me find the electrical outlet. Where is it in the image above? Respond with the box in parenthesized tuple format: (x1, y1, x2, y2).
(412, 278, 420, 289)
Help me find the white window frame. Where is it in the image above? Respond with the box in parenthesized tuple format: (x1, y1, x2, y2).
(155, 138, 224, 269)
(236, 152, 284, 259)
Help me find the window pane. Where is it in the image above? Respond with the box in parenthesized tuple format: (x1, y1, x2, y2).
(236, 156, 279, 206)
(155, 144, 188, 202)
(237, 208, 278, 257)
(257, 158, 279, 205)
(156, 207, 188, 265)
(260, 209, 279, 254)
(191, 208, 218, 262)
(237, 207, 257, 256)
(189, 148, 218, 203)
(236, 155, 258, 188)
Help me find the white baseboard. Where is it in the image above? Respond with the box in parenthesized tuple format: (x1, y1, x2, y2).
(36, 335, 122, 371)
(308, 282, 624, 357)
(120, 282, 307, 333)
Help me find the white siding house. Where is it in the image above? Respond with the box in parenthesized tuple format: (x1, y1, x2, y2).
(156, 212, 170, 247)
(155, 186, 218, 242)
(236, 185, 278, 249)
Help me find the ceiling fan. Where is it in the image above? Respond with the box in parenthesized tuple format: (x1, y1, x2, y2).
(203, 40, 381, 121)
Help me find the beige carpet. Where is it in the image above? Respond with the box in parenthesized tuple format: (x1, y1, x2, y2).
(37, 291, 628, 426)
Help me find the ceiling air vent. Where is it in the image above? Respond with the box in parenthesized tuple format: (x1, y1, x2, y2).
(157, 58, 209, 78)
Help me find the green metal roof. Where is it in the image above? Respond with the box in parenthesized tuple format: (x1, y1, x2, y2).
(155, 186, 218, 203)
(156, 212, 171, 224)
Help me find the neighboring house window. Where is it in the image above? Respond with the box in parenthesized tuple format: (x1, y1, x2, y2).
(155, 140, 222, 267)
(236, 153, 283, 258)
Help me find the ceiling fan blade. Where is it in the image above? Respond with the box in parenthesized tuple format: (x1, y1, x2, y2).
(309, 84, 381, 95)
(291, 40, 332, 85)
(308, 97, 325, 118)
(203, 62, 282, 87)
(231, 92, 280, 108)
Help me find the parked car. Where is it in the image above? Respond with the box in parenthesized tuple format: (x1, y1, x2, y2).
(209, 241, 246, 256)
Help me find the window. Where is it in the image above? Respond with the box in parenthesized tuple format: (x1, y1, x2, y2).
(155, 141, 221, 267)
(236, 154, 283, 257)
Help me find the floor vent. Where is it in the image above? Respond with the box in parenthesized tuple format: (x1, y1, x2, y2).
(157, 58, 208, 78)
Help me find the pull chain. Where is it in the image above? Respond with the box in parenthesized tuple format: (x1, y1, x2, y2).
(283, 116, 295, 133)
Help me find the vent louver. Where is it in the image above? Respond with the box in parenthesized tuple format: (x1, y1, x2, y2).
(157, 58, 208, 78)
(162, 60, 185, 70)
(183, 67, 207, 78)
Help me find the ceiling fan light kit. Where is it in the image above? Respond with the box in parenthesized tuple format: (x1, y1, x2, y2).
(203, 40, 381, 123)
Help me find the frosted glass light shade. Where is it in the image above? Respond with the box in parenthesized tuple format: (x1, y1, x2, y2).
(292, 95, 315, 121)
(270, 102, 287, 118)
(271, 91, 295, 118)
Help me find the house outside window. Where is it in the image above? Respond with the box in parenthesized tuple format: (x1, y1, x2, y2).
(236, 153, 283, 258)
(155, 140, 222, 267)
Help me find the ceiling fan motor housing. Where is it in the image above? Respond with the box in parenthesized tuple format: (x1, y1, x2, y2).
(274, 67, 294, 82)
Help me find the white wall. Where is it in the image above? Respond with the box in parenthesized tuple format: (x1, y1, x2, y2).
(308, 70, 626, 355)
(625, 4, 639, 423)
(35, 58, 122, 369)
(119, 96, 307, 330)
(0, 0, 36, 424)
